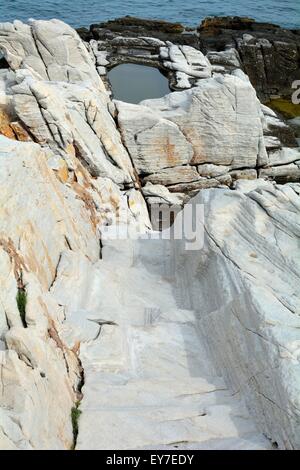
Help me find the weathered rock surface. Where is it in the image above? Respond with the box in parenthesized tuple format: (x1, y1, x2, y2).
(160, 43, 212, 89)
(116, 73, 267, 194)
(198, 16, 300, 101)
(85, 16, 198, 47)
(50, 178, 300, 450)
(49, 239, 270, 450)
(0, 19, 150, 450)
(0, 17, 299, 451)
(171, 180, 300, 449)
(0, 137, 94, 449)
(0, 19, 140, 186)
(0, 19, 104, 88)
(11, 73, 134, 183)
(79, 15, 300, 102)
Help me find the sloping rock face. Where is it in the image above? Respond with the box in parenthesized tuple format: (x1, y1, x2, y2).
(171, 180, 300, 449)
(0, 19, 150, 450)
(0, 19, 138, 185)
(50, 238, 270, 450)
(0, 19, 103, 86)
(42, 180, 300, 450)
(0, 137, 98, 449)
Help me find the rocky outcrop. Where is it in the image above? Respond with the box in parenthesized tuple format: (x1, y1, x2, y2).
(52, 237, 270, 450)
(80, 15, 300, 103)
(160, 44, 212, 89)
(0, 129, 149, 451)
(0, 17, 299, 450)
(85, 18, 299, 200)
(171, 180, 300, 449)
(0, 136, 101, 449)
(116, 73, 267, 197)
(0, 19, 103, 87)
(81, 16, 197, 46)
(0, 20, 140, 186)
(93, 16, 185, 35)
(198, 17, 300, 102)
(0, 19, 150, 450)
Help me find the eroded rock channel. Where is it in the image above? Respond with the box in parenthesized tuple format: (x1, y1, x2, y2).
(0, 17, 299, 450)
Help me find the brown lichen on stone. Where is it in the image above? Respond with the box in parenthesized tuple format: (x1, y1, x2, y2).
(72, 182, 99, 230)
(0, 107, 32, 142)
(10, 121, 32, 142)
(0, 107, 16, 139)
(0, 237, 28, 285)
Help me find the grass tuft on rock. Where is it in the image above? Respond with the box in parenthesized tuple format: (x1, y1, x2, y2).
(71, 402, 82, 450)
(16, 288, 27, 328)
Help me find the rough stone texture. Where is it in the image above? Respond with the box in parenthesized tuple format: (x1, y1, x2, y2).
(117, 74, 267, 188)
(206, 48, 241, 69)
(142, 182, 185, 206)
(0, 19, 104, 89)
(198, 16, 300, 101)
(116, 99, 193, 174)
(0, 19, 151, 450)
(11, 73, 135, 183)
(259, 162, 300, 183)
(0, 18, 299, 451)
(0, 20, 138, 186)
(262, 111, 298, 149)
(160, 43, 212, 89)
(79, 15, 300, 102)
(48, 239, 270, 450)
(86, 16, 198, 46)
(0, 137, 97, 449)
(0, 135, 150, 451)
(171, 180, 300, 449)
(144, 166, 201, 186)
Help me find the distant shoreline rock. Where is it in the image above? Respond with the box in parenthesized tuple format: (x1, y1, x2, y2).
(77, 15, 300, 102)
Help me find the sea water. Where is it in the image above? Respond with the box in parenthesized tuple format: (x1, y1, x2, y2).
(1, 0, 299, 29)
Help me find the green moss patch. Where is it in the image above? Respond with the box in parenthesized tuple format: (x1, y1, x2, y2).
(16, 289, 27, 328)
(266, 99, 300, 119)
(71, 403, 82, 450)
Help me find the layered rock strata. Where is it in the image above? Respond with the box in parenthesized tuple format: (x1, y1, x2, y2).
(80, 15, 300, 102)
(0, 19, 150, 450)
(172, 180, 300, 449)
(0, 18, 299, 450)
(84, 17, 299, 202)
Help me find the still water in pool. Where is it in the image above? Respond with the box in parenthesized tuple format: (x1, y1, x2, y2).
(108, 63, 170, 104)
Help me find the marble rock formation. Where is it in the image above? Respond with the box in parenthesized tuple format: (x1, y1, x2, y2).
(116, 73, 267, 196)
(80, 15, 300, 102)
(172, 180, 300, 449)
(0, 18, 299, 450)
(0, 19, 150, 450)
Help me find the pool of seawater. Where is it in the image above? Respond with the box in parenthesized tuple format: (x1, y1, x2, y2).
(108, 63, 170, 104)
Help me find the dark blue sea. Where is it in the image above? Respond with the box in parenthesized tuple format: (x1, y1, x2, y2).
(0, 0, 299, 29)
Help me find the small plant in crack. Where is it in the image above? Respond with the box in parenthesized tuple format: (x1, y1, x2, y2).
(16, 287, 27, 328)
(71, 401, 82, 450)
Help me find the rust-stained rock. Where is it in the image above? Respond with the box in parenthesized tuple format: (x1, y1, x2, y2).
(10, 121, 32, 142)
(0, 107, 15, 139)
